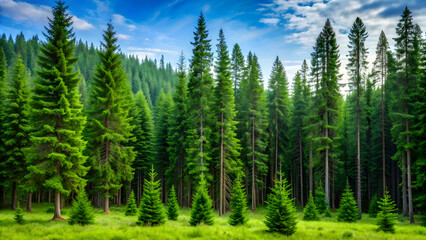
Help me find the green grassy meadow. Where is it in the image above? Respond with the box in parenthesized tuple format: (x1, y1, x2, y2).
(0, 203, 424, 240)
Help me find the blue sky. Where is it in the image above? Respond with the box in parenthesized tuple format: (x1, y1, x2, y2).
(1, 0, 426, 89)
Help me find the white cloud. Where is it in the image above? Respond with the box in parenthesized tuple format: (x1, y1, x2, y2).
(168, 0, 179, 8)
(0, 0, 93, 30)
(117, 34, 131, 40)
(128, 47, 179, 54)
(112, 13, 136, 31)
(259, 17, 280, 26)
(129, 51, 156, 61)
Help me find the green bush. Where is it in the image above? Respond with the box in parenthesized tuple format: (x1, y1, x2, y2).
(315, 183, 326, 214)
(189, 174, 214, 226)
(166, 185, 179, 221)
(369, 195, 378, 218)
(69, 190, 94, 225)
(229, 176, 248, 226)
(377, 189, 397, 233)
(337, 181, 358, 222)
(303, 192, 320, 221)
(125, 190, 137, 216)
(14, 201, 24, 224)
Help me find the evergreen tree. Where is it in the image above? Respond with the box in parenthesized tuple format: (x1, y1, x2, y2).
(0, 48, 5, 207)
(14, 200, 24, 224)
(369, 195, 379, 218)
(324, 206, 332, 217)
(347, 17, 368, 218)
(231, 43, 244, 97)
(303, 192, 320, 221)
(186, 13, 214, 195)
(377, 189, 397, 233)
(1, 57, 30, 210)
(166, 185, 179, 220)
(85, 23, 135, 213)
(267, 57, 291, 183)
(264, 177, 297, 236)
(125, 190, 137, 216)
(213, 29, 241, 215)
(189, 174, 214, 226)
(69, 189, 94, 225)
(337, 181, 359, 222)
(315, 183, 326, 214)
(25, 1, 88, 220)
(137, 166, 166, 226)
(228, 176, 248, 226)
(167, 53, 187, 206)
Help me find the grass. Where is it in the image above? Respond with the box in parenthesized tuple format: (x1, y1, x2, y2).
(0, 203, 425, 240)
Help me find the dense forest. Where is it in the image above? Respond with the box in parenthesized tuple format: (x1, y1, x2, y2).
(0, 0, 425, 233)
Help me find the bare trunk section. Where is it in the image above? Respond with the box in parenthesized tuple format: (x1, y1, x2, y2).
(104, 192, 110, 213)
(51, 192, 65, 220)
(381, 67, 386, 196)
(406, 120, 414, 223)
(402, 154, 407, 216)
(27, 192, 32, 212)
(219, 110, 224, 216)
(309, 143, 313, 194)
(325, 111, 329, 207)
(251, 112, 256, 212)
(11, 182, 17, 210)
(299, 128, 303, 206)
(357, 83, 361, 218)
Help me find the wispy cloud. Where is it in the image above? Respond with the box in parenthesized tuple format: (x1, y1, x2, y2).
(128, 47, 179, 54)
(112, 13, 136, 30)
(117, 34, 131, 40)
(259, 17, 280, 26)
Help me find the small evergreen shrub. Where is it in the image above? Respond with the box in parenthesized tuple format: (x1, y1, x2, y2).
(69, 190, 94, 225)
(315, 183, 327, 214)
(166, 185, 179, 220)
(137, 166, 166, 226)
(229, 176, 248, 226)
(369, 195, 378, 218)
(264, 177, 297, 236)
(125, 190, 137, 216)
(337, 180, 359, 222)
(189, 174, 214, 226)
(324, 206, 332, 217)
(377, 189, 397, 233)
(14, 201, 24, 224)
(303, 192, 320, 221)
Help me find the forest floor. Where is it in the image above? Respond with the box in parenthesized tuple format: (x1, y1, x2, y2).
(0, 203, 424, 240)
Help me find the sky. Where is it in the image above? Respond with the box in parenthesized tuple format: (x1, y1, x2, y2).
(1, 0, 426, 91)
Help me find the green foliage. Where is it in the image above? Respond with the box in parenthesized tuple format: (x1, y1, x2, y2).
(137, 166, 166, 226)
(337, 181, 359, 222)
(303, 192, 320, 221)
(231, 43, 244, 95)
(264, 177, 297, 235)
(25, 1, 88, 212)
(189, 174, 214, 226)
(369, 195, 379, 218)
(125, 190, 137, 216)
(84, 23, 135, 203)
(228, 176, 248, 226)
(69, 189, 94, 225)
(315, 184, 326, 214)
(377, 189, 397, 233)
(14, 201, 24, 224)
(166, 185, 179, 221)
(324, 207, 332, 217)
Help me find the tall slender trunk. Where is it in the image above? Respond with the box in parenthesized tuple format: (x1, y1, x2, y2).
(275, 116, 278, 180)
(381, 63, 386, 196)
(51, 191, 64, 220)
(178, 156, 183, 206)
(309, 142, 313, 194)
(406, 120, 414, 223)
(325, 111, 329, 207)
(27, 192, 32, 212)
(402, 154, 407, 216)
(11, 181, 17, 210)
(219, 109, 224, 216)
(356, 64, 362, 218)
(117, 188, 122, 207)
(252, 112, 256, 212)
(48, 190, 51, 203)
(299, 127, 303, 206)
(104, 191, 110, 213)
(188, 179, 192, 207)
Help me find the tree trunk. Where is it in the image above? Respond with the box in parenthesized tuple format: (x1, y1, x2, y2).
(48, 190, 51, 203)
(219, 110, 224, 216)
(51, 192, 64, 220)
(325, 111, 329, 207)
(356, 75, 362, 219)
(406, 120, 414, 223)
(381, 74, 386, 196)
(104, 191, 111, 213)
(11, 182, 17, 210)
(252, 112, 256, 212)
(309, 142, 313, 194)
(117, 188, 122, 207)
(402, 154, 407, 216)
(27, 192, 32, 213)
(299, 127, 303, 206)
(188, 179, 192, 208)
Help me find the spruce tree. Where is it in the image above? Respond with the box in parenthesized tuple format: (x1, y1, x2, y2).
(231, 43, 244, 98)
(377, 189, 397, 233)
(14, 200, 24, 224)
(303, 192, 320, 221)
(189, 174, 214, 226)
(69, 189, 94, 225)
(369, 195, 379, 218)
(337, 181, 359, 222)
(213, 29, 241, 216)
(228, 176, 248, 226)
(264, 177, 297, 236)
(125, 190, 137, 216)
(137, 166, 166, 226)
(267, 57, 290, 183)
(0, 48, 5, 207)
(167, 185, 179, 220)
(1, 57, 30, 210)
(315, 184, 326, 214)
(26, 1, 88, 220)
(85, 23, 135, 213)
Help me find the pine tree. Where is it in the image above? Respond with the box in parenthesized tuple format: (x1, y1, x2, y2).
(69, 189, 94, 225)
(377, 189, 397, 233)
(25, 1, 88, 220)
(213, 29, 241, 216)
(267, 57, 291, 184)
(167, 53, 187, 206)
(315, 183, 326, 214)
(303, 192, 320, 221)
(347, 17, 368, 218)
(189, 174, 214, 226)
(369, 195, 379, 218)
(85, 23, 135, 213)
(14, 200, 24, 224)
(1, 57, 30, 210)
(167, 185, 179, 220)
(125, 190, 137, 216)
(186, 13, 214, 197)
(228, 176, 248, 226)
(137, 166, 166, 226)
(264, 177, 297, 235)
(0, 48, 5, 207)
(337, 181, 359, 222)
(231, 43, 244, 98)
